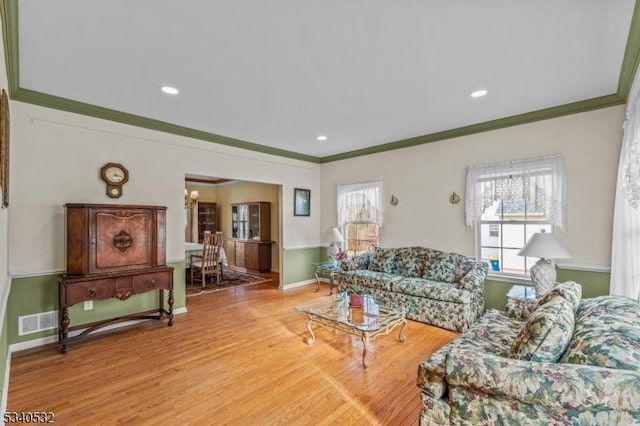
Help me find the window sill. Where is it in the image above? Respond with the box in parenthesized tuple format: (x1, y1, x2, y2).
(486, 273, 532, 286)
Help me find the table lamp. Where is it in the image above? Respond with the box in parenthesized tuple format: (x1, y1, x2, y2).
(518, 229, 571, 296)
(323, 226, 345, 261)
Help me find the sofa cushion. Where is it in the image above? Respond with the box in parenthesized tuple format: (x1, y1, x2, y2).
(394, 278, 471, 304)
(338, 269, 403, 292)
(538, 281, 582, 313)
(457, 309, 524, 356)
(424, 251, 457, 283)
(394, 247, 431, 278)
(559, 295, 640, 371)
(509, 292, 575, 362)
(393, 277, 471, 304)
(368, 247, 397, 274)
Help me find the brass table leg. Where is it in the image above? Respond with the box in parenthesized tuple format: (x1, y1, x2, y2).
(305, 317, 316, 345)
(361, 333, 370, 369)
(399, 319, 407, 343)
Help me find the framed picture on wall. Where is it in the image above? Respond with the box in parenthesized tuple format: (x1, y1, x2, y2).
(0, 89, 9, 209)
(294, 188, 310, 216)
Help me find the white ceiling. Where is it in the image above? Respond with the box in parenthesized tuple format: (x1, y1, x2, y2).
(17, 1, 636, 159)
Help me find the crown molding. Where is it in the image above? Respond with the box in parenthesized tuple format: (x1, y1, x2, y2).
(319, 94, 625, 163)
(1, 0, 638, 165)
(12, 87, 322, 163)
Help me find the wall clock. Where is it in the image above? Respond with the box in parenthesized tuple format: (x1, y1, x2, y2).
(100, 163, 129, 198)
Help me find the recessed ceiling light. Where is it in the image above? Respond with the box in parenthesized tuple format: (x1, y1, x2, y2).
(470, 89, 488, 98)
(316, 135, 328, 141)
(160, 86, 179, 95)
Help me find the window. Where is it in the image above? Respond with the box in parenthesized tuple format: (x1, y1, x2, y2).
(337, 180, 382, 256)
(466, 155, 566, 276)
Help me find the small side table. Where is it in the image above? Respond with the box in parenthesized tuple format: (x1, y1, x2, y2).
(311, 261, 342, 295)
(505, 285, 540, 321)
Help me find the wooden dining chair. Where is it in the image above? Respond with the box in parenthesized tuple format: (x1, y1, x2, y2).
(214, 231, 224, 247)
(190, 233, 221, 288)
(213, 231, 224, 279)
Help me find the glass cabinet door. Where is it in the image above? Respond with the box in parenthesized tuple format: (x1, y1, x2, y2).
(248, 203, 260, 240)
(231, 202, 269, 242)
(231, 205, 239, 239)
(237, 204, 248, 240)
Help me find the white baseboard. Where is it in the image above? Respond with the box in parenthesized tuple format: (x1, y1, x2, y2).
(8, 307, 188, 354)
(280, 278, 320, 290)
(1, 344, 10, 415)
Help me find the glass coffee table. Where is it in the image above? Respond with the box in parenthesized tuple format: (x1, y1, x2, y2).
(295, 295, 407, 369)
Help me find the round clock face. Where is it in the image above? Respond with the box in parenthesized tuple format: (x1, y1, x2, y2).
(105, 166, 126, 184)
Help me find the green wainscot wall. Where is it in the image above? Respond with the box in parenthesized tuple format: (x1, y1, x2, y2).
(0, 302, 8, 403)
(484, 267, 610, 311)
(281, 247, 324, 287)
(6, 261, 185, 345)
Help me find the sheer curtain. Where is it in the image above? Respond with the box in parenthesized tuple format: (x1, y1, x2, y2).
(610, 70, 640, 300)
(465, 155, 567, 228)
(337, 180, 383, 229)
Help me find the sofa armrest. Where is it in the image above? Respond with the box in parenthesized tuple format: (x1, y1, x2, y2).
(457, 261, 487, 292)
(417, 342, 455, 399)
(446, 349, 640, 414)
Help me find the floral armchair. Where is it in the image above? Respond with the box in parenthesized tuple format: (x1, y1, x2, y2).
(417, 281, 640, 425)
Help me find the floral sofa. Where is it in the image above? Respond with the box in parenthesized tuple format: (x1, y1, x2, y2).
(417, 281, 640, 425)
(335, 247, 487, 332)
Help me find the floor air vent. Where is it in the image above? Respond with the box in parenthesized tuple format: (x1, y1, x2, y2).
(19, 311, 58, 336)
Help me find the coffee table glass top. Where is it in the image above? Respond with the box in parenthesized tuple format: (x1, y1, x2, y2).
(310, 260, 341, 269)
(295, 295, 404, 332)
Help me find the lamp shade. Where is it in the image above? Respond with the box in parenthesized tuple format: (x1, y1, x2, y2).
(323, 226, 344, 242)
(518, 230, 571, 259)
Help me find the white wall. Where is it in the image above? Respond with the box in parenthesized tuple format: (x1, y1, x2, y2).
(9, 103, 321, 276)
(321, 105, 625, 270)
(7, 98, 625, 276)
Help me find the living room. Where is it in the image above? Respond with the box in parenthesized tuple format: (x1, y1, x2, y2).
(0, 1, 638, 424)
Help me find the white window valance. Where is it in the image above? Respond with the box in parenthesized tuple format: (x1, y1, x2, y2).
(337, 179, 383, 229)
(465, 155, 567, 228)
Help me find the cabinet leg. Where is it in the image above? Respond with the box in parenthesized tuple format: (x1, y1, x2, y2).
(59, 307, 69, 354)
(168, 288, 175, 326)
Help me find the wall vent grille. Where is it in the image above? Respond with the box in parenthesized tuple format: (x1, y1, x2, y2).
(18, 311, 58, 336)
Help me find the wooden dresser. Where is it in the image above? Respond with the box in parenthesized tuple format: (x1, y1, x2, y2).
(58, 204, 174, 353)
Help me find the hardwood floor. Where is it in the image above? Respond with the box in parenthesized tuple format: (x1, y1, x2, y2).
(7, 273, 458, 425)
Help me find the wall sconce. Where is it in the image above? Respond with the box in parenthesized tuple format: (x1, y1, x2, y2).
(449, 191, 461, 205)
(185, 189, 199, 209)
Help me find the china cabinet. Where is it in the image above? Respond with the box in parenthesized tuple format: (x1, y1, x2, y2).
(227, 202, 272, 272)
(197, 202, 217, 243)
